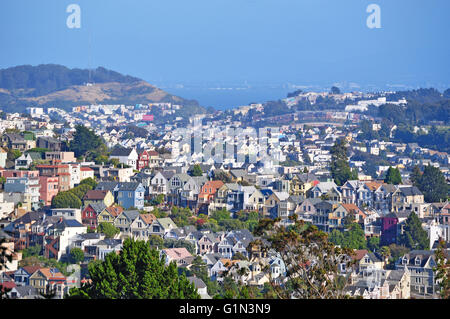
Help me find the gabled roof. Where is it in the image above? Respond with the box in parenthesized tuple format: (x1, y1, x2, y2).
(84, 202, 107, 214)
(121, 210, 140, 221)
(313, 181, 338, 193)
(83, 190, 109, 201)
(11, 285, 39, 297)
(51, 218, 84, 230)
(365, 181, 382, 191)
(400, 250, 439, 268)
(187, 276, 207, 289)
(273, 191, 290, 201)
(172, 173, 192, 184)
(36, 268, 65, 280)
(397, 185, 423, 197)
(341, 203, 364, 214)
(157, 217, 177, 229)
(223, 183, 241, 192)
(352, 249, 369, 261)
(17, 266, 40, 276)
(191, 176, 208, 187)
(162, 247, 192, 260)
(95, 181, 119, 192)
(116, 182, 143, 191)
(160, 171, 175, 180)
(139, 213, 157, 225)
(110, 147, 134, 157)
(103, 205, 123, 218)
(297, 173, 318, 183)
(201, 180, 224, 191)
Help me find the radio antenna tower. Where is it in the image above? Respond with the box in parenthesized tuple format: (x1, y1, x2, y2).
(88, 31, 94, 85)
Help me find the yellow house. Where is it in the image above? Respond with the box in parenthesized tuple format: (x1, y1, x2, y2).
(97, 205, 123, 224)
(289, 174, 318, 196)
(82, 190, 115, 207)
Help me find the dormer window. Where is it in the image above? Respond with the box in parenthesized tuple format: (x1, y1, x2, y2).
(415, 257, 421, 266)
(402, 258, 408, 265)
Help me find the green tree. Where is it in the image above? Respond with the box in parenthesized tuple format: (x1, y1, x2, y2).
(367, 237, 380, 253)
(380, 246, 391, 267)
(398, 212, 429, 250)
(67, 239, 199, 299)
(410, 165, 422, 186)
(254, 216, 354, 298)
(148, 235, 164, 249)
(0, 176, 5, 187)
(232, 252, 247, 261)
(70, 184, 93, 200)
(192, 164, 203, 177)
(210, 209, 231, 223)
(330, 86, 341, 95)
(415, 165, 448, 203)
(329, 224, 367, 250)
(69, 248, 85, 264)
(69, 125, 106, 159)
(7, 149, 22, 161)
(214, 171, 232, 183)
(330, 139, 355, 186)
(51, 191, 82, 208)
(22, 244, 42, 258)
(433, 240, 450, 299)
(384, 167, 402, 185)
(153, 194, 165, 205)
(97, 222, 120, 238)
(79, 177, 98, 189)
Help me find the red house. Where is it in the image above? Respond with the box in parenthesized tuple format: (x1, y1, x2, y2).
(198, 180, 224, 203)
(81, 203, 105, 230)
(380, 212, 399, 246)
(137, 149, 149, 170)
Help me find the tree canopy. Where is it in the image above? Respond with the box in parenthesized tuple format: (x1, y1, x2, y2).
(68, 239, 199, 299)
(253, 216, 354, 298)
(398, 212, 429, 250)
(329, 223, 367, 250)
(330, 139, 357, 186)
(69, 125, 107, 159)
(413, 165, 448, 203)
(97, 222, 120, 239)
(384, 167, 402, 185)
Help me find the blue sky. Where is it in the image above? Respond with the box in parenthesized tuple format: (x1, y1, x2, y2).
(1, 0, 449, 88)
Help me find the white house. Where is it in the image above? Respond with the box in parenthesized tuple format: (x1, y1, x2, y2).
(109, 147, 138, 168)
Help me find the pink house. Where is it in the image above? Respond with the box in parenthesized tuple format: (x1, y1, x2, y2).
(39, 176, 59, 206)
(161, 248, 193, 266)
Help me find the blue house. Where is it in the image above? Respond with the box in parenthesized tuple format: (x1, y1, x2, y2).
(14, 266, 40, 286)
(116, 182, 145, 210)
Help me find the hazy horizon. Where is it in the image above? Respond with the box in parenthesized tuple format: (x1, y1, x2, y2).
(1, 0, 449, 108)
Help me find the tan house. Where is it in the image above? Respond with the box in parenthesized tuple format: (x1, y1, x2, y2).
(391, 186, 424, 212)
(97, 205, 123, 224)
(29, 268, 66, 295)
(130, 213, 157, 240)
(82, 190, 115, 208)
(289, 173, 318, 196)
(45, 152, 76, 163)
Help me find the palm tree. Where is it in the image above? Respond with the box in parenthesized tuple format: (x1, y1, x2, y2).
(380, 246, 391, 268)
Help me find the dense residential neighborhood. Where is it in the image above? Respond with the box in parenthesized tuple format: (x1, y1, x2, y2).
(0, 90, 449, 300)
